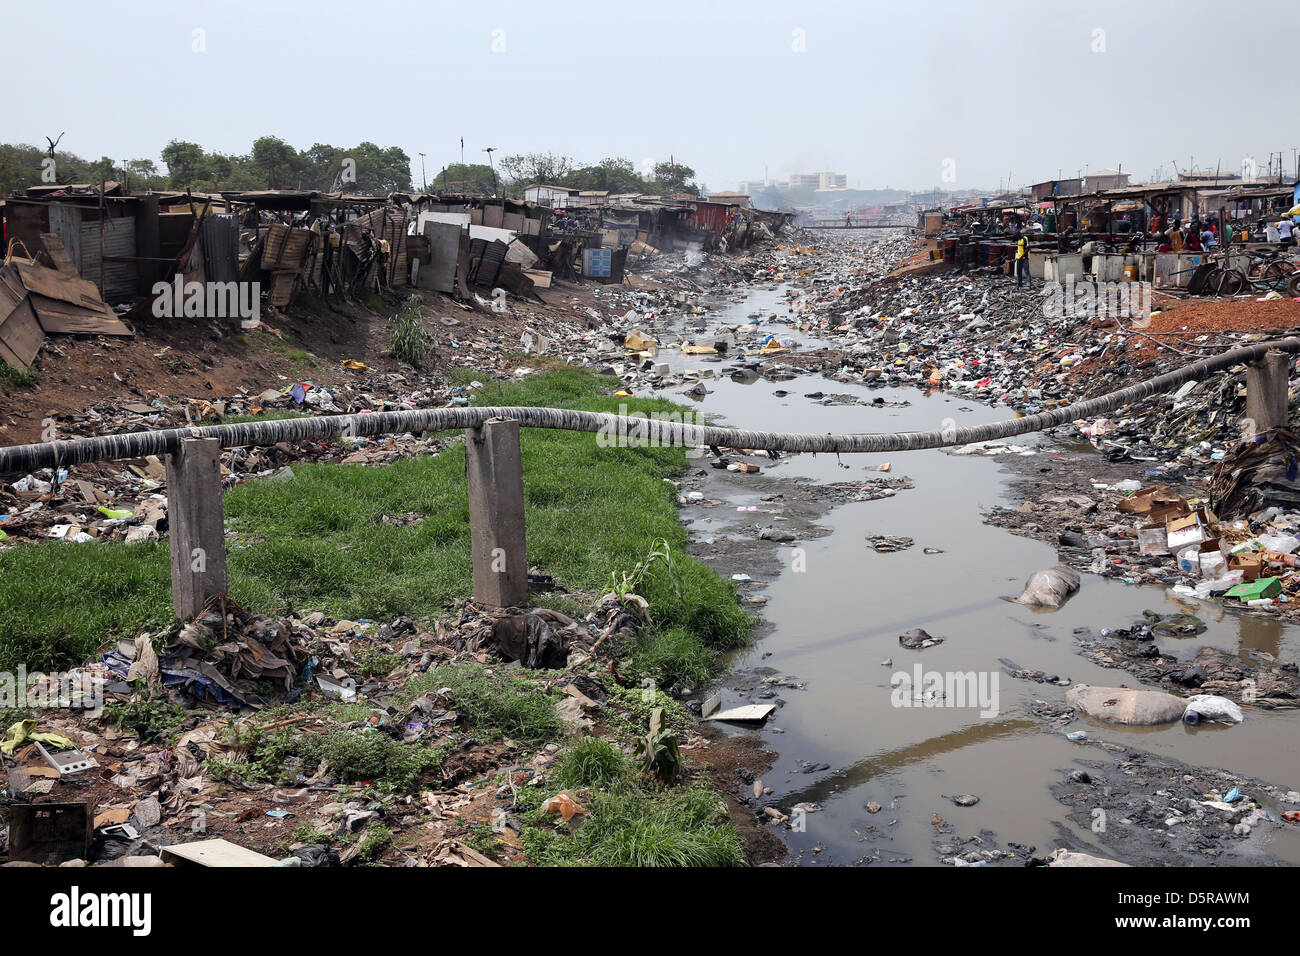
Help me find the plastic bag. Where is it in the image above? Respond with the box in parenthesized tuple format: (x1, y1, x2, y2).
(1183, 694, 1244, 725)
(1256, 534, 1299, 554)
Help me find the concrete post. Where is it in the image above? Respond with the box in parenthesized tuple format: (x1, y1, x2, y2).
(465, 418, 528, 607)
(1245, 349, 1290, 435)
(165, 437, 228, 619)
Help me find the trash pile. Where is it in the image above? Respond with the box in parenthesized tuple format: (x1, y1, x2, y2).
(0, 585, 686, 867)
(671, 231, 1300, 468)
(102, 599, 311, 709)
(434, 601, 596, 670)
(1112, 464, 1300, 611)
(1050, 745, 1300, 862)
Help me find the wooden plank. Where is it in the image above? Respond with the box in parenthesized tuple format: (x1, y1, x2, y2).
(27, 293, 131, 336)
(0, 296, 45, 367)
(39, 233, 78, 275)
(0, 265, 46, 366)
(160, 838, 277, 868)
(705, 704, 776, 724)
(13, 260, 104, 307)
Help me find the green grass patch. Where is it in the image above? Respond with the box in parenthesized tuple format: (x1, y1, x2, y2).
(521, 783, 744, 867)
(550, 735, 629, 791)
(0, 363, 38, 389)
(0, 541, 173, 672)
(209, 723, 447, 792)
(397, 664, 560, 746)
(0, 368, 750, 688)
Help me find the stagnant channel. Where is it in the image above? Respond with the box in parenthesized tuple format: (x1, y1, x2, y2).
(638, 243, 1300, 866)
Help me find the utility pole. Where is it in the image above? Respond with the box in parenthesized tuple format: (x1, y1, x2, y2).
(484, 147, 497, 196)
(418, 152, 427, 192)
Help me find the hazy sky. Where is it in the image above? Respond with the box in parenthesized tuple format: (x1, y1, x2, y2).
(6, 0, 1295, 193)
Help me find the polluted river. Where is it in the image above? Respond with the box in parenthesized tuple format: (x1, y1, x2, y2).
(634, 242, 1300, 866)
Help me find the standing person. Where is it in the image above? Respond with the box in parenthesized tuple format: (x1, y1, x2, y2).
(1015, 230, 1032, 289)
(845, 211, 852, 228)
(1166, 217, 1184, 251)
(1277, 217, 1295, 247)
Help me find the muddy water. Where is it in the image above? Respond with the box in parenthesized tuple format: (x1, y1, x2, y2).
(643, 276, 1300, 865)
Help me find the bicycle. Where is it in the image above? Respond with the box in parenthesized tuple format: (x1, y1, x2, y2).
(1199, 247, 1296, 296)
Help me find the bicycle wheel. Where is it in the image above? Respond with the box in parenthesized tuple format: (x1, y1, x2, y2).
(1262, 261, 1294, 289)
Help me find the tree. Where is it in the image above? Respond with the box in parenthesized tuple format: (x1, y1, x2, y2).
(161, 140, 207, 188)
(0, 143, 45, 195)
(348, 142, 413, 195)
(126, 158, 158, 179)
(86, 156, 118, 183)
(433, 162, 496, 195)
(250, 135, 297, 189)
(653, 160, 698, 195)
(567, 156, 644, 194)
(500, 152, 574, 193)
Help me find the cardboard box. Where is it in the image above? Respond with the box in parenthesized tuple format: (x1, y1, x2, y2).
(1225, 576, 1281, 601)
(1228, 552, 1263, 582)
(1117, 485, 1174, 515)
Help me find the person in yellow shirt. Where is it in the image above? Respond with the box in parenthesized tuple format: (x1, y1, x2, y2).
(1015, 231, 1032, 289)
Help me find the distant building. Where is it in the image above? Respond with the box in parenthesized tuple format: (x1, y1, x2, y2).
(1030, 169, 1129, 201)
(707, 191, 751, 208)
(1178, 170, 1243, 183)
(523, 184, 578, 206)
(738, 180, 767, 195)
(819, 171, 847, 189)
(1088, 168, 1131, 191)
(788, 173, 821, 189)
(1030, 178, 1084, 202)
